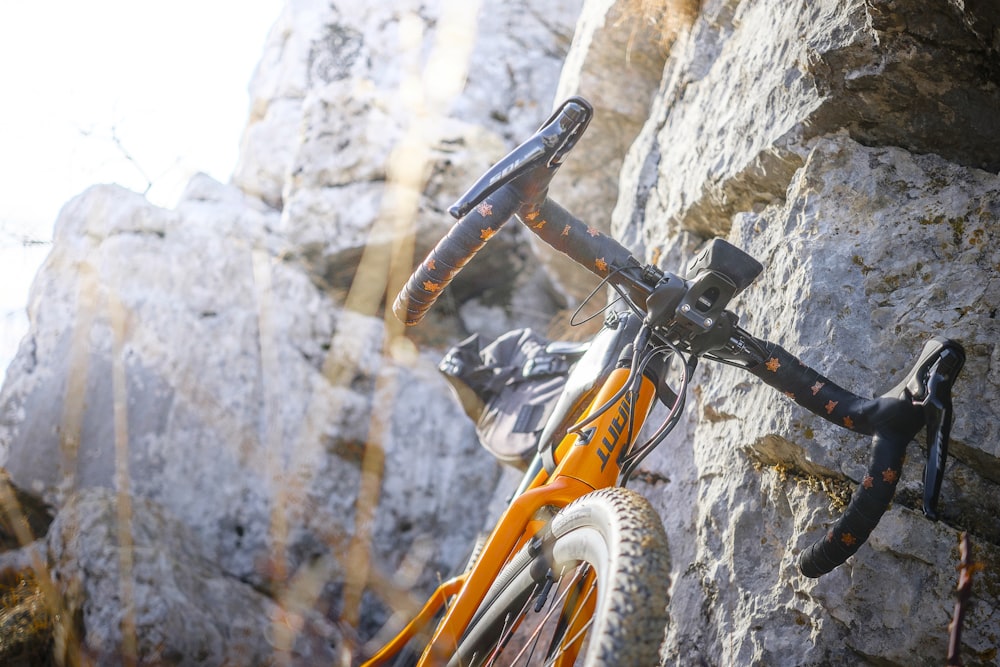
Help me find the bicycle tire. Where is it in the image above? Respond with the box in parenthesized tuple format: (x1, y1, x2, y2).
(447, 487, 670, 666)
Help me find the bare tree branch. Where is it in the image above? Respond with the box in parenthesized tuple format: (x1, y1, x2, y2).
(946, 532, 981, 666)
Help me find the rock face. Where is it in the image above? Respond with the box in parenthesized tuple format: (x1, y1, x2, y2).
(1, 0, 998, 665)
(233, 0, 581, 341)
(0, 175, 501, 659)
(48, 488, 337, 665)
(642, 135, 1000, 666)
(0, 1, 581, 663)
(612, 0, 1000, 665)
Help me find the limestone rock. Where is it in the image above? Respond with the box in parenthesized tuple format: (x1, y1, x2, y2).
(47, 488, 336, 665)
(641, 135, 1000, 666)
(604, 0, 1000, 663)
(614, 0, 1000, 249)
(0, 176, 500, 647)
(235, 0, 582, 337)
(540, 0, 672, 302)
(0, 1, 590, 659)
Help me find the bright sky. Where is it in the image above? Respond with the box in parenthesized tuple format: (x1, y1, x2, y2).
(0, 1, 285, 380)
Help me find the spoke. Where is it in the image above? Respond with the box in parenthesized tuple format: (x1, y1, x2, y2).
(546, 564, 571, 614)
(504, 563, 589, 666)
(546, 616, 594, 665)
(483, 611, 513, 666)
(517, 562, 570, 665)
(485, 582, 540, 667)
(542, 571, 597, 666)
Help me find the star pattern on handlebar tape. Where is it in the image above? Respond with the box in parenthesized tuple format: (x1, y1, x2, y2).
(859, 470, 899, 489)
(595, 257, 608, 273)
(765, 357, 781, 372)
(476, 201, 493, 217)
(423, 280, 442, 293)
(587, 226, 601, 237)
(523, 209, 547, 228)
(825, 529, 858, 547)
(480, 227, 498, 241)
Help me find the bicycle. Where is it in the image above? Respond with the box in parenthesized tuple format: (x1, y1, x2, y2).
(361, 97, 966, 666)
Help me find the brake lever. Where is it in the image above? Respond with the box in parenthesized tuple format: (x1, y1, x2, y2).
(886, 336, 965, 519)
(448, 97, 594, 219)
(911, 342, 965, 519)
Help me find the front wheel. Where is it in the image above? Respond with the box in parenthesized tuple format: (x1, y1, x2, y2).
(449, 487, 671, 666)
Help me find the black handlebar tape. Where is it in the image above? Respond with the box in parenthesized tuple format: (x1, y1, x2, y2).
(392, 186, 524, 326)
(797, 428, 912, 577)
(516, 198, 641, 283)
(746, 343, 923, 577)
(747, 344, 878, 435)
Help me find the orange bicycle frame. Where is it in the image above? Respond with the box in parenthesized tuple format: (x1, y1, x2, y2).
(363, 363, 658, 665)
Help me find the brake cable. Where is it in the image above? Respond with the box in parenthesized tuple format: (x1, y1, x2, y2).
(620, 345, 697, 486)
(568, 264, 649, 329)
